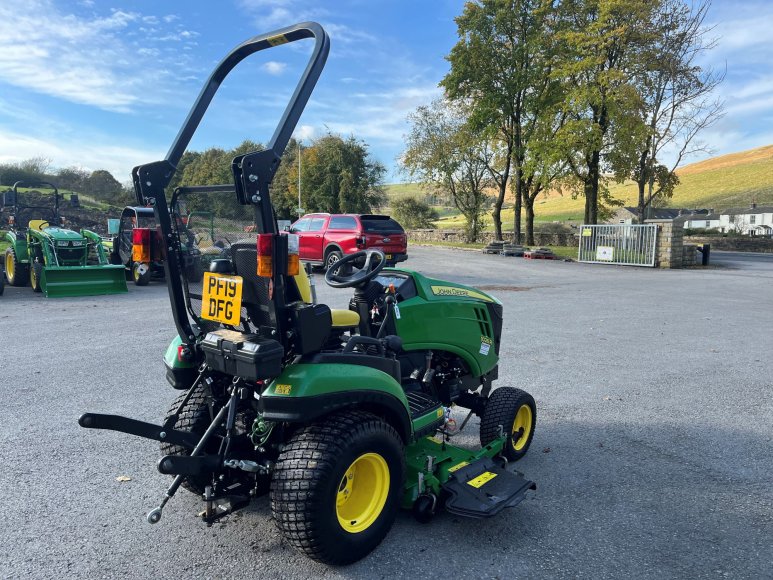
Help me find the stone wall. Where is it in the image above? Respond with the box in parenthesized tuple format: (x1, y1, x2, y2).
(408, 229, 578, 247)
(646, 219, 684, 268)
(684, 236, 773, 253)
(683, 244, 699, 267)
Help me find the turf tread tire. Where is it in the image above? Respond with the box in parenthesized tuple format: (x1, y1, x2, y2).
(271, 410, 404, 565)
(160, 384, 214, 495)
(480, 387, 536, 462)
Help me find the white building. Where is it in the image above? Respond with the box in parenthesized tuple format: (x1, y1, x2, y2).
(716, 204, 773, 236)
(683, 213, 720, 230)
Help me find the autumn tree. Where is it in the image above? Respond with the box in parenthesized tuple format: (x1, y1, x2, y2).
(403, 100, 492, 242)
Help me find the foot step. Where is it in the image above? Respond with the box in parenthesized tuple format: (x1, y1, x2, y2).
(442, 457, 535, 518)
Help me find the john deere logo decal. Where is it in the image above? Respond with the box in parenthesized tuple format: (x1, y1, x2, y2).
(430, 285, 494, 302)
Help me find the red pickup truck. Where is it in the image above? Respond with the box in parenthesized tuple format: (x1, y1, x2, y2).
(289, 213, 408, 269)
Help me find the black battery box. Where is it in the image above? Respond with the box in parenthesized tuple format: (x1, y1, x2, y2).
(200, 329, 284, 380)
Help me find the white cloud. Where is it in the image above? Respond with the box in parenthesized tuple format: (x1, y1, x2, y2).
(295, 124, 315, 140)
(306, 84, 442, 146)
(262, 61, 287, 75)
(0, 0, 194, 112)
(0, 127, 163, 180)
(237, 0, 329, 29)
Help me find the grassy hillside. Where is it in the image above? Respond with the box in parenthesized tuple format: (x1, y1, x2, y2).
(385, 144, 773, 229)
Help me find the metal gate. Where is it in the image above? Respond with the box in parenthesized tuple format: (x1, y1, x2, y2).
(578, 224, 657, 267)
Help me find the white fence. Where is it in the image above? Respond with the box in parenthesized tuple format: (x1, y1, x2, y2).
(578, 224, 657, 267)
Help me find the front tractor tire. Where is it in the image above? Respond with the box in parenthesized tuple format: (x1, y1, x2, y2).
(132, 262, 151, 286)
(5, 247, 29, 287)
(271, 410, 405, 565)
(480, 387, 536, 462)
(30, 262, 43, 293)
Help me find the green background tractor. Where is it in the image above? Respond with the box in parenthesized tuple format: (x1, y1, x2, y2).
(79, 22, 536, 565)
(3, 181, 126, 297)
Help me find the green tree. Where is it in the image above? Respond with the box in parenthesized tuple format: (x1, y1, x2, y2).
(56, 167, 89, 192)
(403, 100, 492, 243)
(287, 134, 385, 215)
(0, 157, 50, 185)
(553, 0, 655, 224)
(442, 0, 564, 242)
(84, 169, 124, 201)
(271, 137, 301, 220)
(390, 197, 439, 229)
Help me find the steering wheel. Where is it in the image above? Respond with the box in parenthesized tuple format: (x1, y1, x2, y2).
(325, 249, 386, 288)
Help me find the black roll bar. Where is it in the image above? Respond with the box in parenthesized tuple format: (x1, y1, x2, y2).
(130, 22, 330, 347)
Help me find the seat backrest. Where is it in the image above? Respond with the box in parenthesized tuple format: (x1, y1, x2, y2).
(28, 219, 49, 231)
(292, 265, 313, 303)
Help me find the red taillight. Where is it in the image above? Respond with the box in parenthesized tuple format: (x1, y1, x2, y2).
(257, 234, 273, 277)
(132, 228, 151, 262)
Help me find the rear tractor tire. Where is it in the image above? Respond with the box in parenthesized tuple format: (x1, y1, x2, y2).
(132, 262, 151, 286)
(5, 247, 29, 287)
(480, 387, 536, 462)
(160, 384, 218, 495)
(30, 262, 43, 293)
(271, 410, 405, 565)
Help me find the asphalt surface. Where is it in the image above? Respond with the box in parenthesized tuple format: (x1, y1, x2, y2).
(2, 247, 771, 579)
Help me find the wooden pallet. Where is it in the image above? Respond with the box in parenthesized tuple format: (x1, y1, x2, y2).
(523, 251, 558, 260)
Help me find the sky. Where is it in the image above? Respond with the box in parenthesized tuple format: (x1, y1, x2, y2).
(0, 0, 771, 185)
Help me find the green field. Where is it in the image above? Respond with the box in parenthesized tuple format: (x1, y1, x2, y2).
(386, 144, 773, 229)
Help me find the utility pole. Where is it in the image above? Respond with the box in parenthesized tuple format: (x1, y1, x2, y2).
(297, 140, 303, 216)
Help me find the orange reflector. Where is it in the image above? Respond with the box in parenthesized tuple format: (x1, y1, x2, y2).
(286, 233, 299, 276)
(287, 254, 300, 276)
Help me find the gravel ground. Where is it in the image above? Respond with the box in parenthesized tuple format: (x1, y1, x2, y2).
(2, 247, 771, 579)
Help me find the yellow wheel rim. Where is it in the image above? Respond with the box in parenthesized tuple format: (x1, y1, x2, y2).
(336, 452, 390, 534)
(5, 252, 14, 282)
(512, 404, 533, 451)
(30, 264, 37, 288)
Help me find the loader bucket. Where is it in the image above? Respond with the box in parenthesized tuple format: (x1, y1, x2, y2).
(40, 265, 128, 297)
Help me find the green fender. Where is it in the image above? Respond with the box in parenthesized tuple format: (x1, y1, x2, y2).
(262, 363, 413, 441)
(163, 335, 198, 390)
(5, 231, 29, 262)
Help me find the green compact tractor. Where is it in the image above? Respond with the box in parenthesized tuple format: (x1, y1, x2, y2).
(79, 22, 536, 565)
(3, 181, 127, 297)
